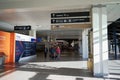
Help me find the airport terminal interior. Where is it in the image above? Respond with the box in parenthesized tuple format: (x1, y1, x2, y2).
(0, 0, 120, 80)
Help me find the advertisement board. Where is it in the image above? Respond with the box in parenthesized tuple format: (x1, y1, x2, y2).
(15, 33, 36, 62)
(0, 31, 15, 63)
(15, 41, 36, 62)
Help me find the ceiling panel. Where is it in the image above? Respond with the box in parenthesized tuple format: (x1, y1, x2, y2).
(0, 0, 119, 40)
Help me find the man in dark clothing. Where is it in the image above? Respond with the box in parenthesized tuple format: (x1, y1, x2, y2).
(44, 46, 48, 59)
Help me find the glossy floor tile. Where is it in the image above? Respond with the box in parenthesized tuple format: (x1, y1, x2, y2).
(0, 51, 119, 80)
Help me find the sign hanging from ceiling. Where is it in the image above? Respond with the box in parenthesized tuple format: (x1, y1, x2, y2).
(51, 11, 90, 24)
(14, 25, 31, 30)
(51, 12, 89, 18)
(51, 18, 90, 23)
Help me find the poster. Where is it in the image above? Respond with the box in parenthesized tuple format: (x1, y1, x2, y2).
(15, 41, 36, 62)
(0, 31, 15, 63)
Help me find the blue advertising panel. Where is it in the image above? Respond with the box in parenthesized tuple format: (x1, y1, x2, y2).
(31, 38, 36, 42)
(15, 41, 36, 62)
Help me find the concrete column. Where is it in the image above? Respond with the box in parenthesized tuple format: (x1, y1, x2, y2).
(117, 45, 119, 55)
(47, 36, 50, 42)
(82, 29, 88, 60)
(29, 29, 36, 38)
(79, 40, 82, 55)
(92, 5, 109, 77)
(47, 36, 50, 54)
(108, 40, 111, 53)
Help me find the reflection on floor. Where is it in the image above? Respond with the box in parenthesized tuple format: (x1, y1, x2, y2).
(36, 51, 83, 62)
(109, 53, 120, 60)
(0, 51, 119, 80)
(1, 61, 119, 80)
(0, 61, 103, 80)
(109, 60, 120, 74)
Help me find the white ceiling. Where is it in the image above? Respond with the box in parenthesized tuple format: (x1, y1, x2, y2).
(0, 0, 120, 39)
(0, 0, 119, 10)
(0, 0, 119, 30)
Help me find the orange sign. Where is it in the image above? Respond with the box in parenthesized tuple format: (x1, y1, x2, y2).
(0, 31, 15, 63)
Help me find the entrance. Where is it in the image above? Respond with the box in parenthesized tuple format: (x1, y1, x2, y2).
(108, 18, 120, 60)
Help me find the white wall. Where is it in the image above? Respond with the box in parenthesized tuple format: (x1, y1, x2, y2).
(15, 33, 36, 41)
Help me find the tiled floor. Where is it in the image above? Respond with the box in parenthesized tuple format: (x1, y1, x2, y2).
(0, 61, 99, 80)
(0, 61, 118, 80)
(0, 51, 119, 80)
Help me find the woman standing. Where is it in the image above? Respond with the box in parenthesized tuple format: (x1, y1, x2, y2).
(56, 46, 61, 60)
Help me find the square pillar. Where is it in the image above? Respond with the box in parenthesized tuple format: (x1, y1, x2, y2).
(79, 40, 82, 55)
(29, 29, 36, 38)
(92, 5, 109, 77)
(82, 29, 89, 60)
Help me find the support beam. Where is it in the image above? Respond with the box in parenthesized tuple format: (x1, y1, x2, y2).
(92, 5, 109, 77)
(82, 29, 88, 60)
(113, 27, 117, 59)
(29, 29, 36, 38)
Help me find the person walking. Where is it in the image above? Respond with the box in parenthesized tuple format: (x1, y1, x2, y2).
(49, 46, 56, 60)
(56, 46, 61, 60)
